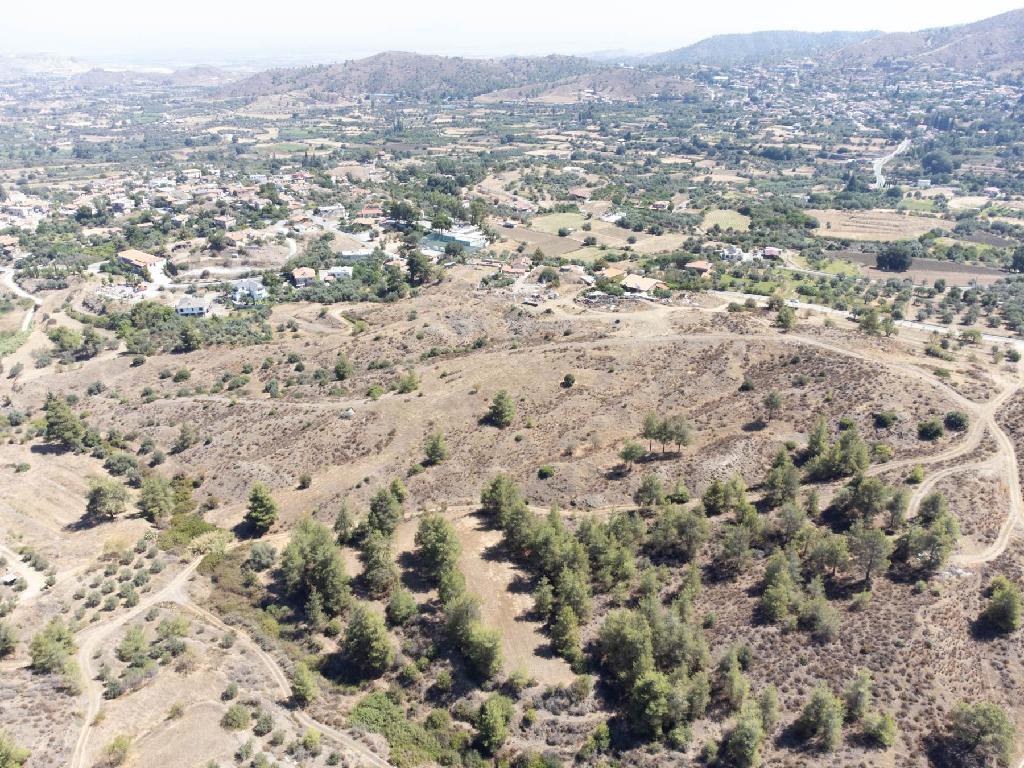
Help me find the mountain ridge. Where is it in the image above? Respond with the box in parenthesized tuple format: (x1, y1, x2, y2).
(828, 7, 1024, 73)
(644, 30, 881, 67)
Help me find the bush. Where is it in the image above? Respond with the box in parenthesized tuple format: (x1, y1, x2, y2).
(247, 542, 277, 571)
(476, 694, 514, 754)
(386, 588, 418, 626)
(948, 700, 1015, 767)
(917, 419, 944, 441)
(103, 735, 132, 766)
(486, 390, 515, 428)
(863, 710, 898, 748)
(537, 465, 555, 480)
(981, 576, 1022, 634)
(944, 411, 969, 431)
(349, 692, 441, 767)
(796, 684, 844, 751)
(221, 703, 250, 730)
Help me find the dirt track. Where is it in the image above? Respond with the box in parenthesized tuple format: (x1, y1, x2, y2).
(20, 289, 1024, 768)
(69, 551, 391, 768)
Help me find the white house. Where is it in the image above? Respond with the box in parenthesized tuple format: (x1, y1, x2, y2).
(323, 265, 354, 280)
(232, 278, 268, 304)
(175, 296, 212, 317)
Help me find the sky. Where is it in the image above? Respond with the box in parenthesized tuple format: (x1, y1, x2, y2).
(4, 0, 1024, 66)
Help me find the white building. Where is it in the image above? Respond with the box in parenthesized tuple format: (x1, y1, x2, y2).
(232, 278, 268, 304)
(175, 296, 212, 317)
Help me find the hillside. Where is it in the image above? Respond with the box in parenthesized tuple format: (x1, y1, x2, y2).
(831, 8, 1024, 74)
(220, 51, 596, 100)
(474, 69, 695, 104)
(70, 66, 236, 89)
(0, 53, 91, 79)
(645, 30, 880, 66)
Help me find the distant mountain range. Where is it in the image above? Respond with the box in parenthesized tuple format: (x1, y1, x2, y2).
(70, 66, 235, 89)
(642, 30, 881, 67)
(218, 52, 596, 100)
(214, 9, 1024, 103)
(5, 8, 1023, 101)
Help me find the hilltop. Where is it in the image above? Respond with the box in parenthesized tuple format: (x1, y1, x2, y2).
(829, 8, 1024, 74)
(644, 30, 880, 67)
(219, 51, 596, 100)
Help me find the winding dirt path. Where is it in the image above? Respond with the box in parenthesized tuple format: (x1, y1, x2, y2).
(69, 553, 391, 768)
(58, 293, 1024, 767)
(0, 541, 46, 602)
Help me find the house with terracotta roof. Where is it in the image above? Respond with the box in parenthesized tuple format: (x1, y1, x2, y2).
(292, 267, 316, 287)
(596, 266, 626, 280)
(117, 249, 166, 275)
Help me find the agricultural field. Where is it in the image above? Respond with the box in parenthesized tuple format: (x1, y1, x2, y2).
(809, 209, 953, 241)
(702, 208, 751, 231)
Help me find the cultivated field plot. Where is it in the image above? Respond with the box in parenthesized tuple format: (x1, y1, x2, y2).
(702, 208, 750, 231)
(839, 250, 1008, 287)
(498, 225, 581, 257)
(528, 212, 587, 235)
(559, 246, 627, 263)
(810, 209, 953, 241)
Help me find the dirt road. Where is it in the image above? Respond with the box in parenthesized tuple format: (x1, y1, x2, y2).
(0, 541, 46, 601)
(69, 552, 392, 768)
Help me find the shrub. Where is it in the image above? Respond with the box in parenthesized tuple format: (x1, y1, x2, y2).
(944, 411, 969, 431)
(917, 419, 944, 441)
(221, 703, 250, 730)
(349, 692, 441, 766)
(981, 576, 1022, 633)
(103, 735, 132, 766)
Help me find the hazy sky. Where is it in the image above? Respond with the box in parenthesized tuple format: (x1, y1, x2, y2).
(4, 0, 1023, 64)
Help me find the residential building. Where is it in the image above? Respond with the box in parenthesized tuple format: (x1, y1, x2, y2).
(175, 296, 213, 317)
(292, 267, 316, 287)
(621, 274, 667, 293)
(232, 278, 267, 304)
(117, 249, 166, 276)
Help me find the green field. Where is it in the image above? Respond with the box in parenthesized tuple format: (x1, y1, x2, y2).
(257, 142, 309, 154)
(702, 209, 750, 231)
(897, 198, 936, 213)
(562, 246, 628, 263)
(530, 212, 587, 235)
(792, 254, 861, 277)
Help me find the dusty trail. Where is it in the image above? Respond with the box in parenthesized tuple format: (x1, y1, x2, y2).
(0, 541, 46, 601)
(564, 299, 1024, 567)
(69, 552, 391, 768)
(54, 292, 1024, 767)
(70, 558, 203, 768)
